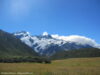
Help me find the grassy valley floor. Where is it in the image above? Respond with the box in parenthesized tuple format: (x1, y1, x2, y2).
(0, 57, 100, 75)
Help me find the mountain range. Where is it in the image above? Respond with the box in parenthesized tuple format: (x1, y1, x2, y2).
(0, 29, 100, 59)
(13, 31, 100, 56)
(0, 30, 38, 58)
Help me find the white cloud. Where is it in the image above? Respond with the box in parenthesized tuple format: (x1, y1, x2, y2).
(51, 34, 100, 48)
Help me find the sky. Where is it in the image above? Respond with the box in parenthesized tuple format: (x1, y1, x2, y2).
(0, 0, 100, 43)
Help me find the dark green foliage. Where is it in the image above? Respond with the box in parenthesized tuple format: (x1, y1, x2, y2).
(0, 56, 51, 63)
(44, 59, 51, 64)
(51, 48, 100, 60)
(0, 30, 38, 57)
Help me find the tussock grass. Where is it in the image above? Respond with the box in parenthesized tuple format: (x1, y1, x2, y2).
(0, 57, 100, 75)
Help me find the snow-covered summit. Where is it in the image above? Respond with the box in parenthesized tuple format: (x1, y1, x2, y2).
(13, 31, 100, 56)
(42, 32, 49, 36)
(14, 31, 30, 38)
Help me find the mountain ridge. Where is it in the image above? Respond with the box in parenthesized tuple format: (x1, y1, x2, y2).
(0, 30, 38, 58)
(51, 48, 100, 60)
(13, 31, 100, 56)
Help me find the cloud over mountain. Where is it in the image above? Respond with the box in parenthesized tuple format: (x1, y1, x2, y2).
(51, 34, 100, 48)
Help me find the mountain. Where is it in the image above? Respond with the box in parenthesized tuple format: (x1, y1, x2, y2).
(13, 31, 100, 56)
(51, 48, 100, 60)
(0, 30, 38, 58)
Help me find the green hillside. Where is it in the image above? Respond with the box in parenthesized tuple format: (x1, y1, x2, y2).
(51, 48, 100, 60)
(0, 30, 38, 58)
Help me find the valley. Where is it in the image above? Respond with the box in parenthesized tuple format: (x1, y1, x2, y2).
(0, 0, 100, 75)
(0, 57, 100, 75)
(0, 30, 100, 75)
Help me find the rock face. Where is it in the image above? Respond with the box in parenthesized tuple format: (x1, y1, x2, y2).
(14, 31, 99, 56)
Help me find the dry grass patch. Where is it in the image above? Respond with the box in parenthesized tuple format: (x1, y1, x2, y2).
(0, 57, 100, 75)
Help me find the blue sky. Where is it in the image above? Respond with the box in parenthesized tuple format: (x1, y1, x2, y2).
(0, 0, 100, 43)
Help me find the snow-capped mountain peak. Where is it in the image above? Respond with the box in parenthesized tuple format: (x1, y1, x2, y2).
(14, 31, 30, 37)
(42, 32, 49, 36)
(13, 31, 100, 56)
